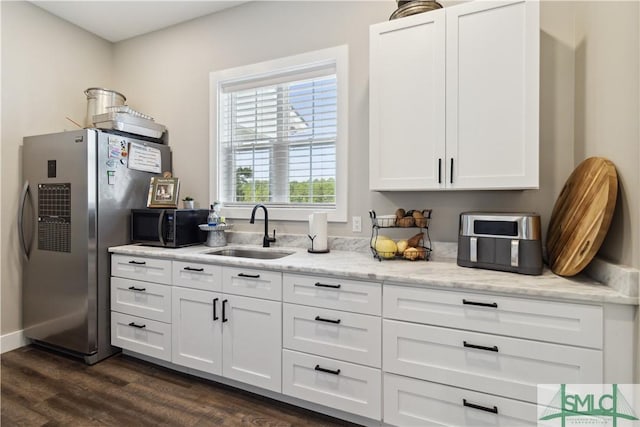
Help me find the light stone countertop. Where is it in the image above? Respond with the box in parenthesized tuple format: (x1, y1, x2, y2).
(109, 243, 639, 306)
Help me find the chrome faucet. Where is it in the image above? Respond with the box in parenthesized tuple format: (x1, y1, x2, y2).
(249, 204, 276, 248)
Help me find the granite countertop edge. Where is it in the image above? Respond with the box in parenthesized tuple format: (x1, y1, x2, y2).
(109, 244, 639, 306)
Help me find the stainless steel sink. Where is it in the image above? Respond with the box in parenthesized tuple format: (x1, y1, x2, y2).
(206, 248, 294, 260)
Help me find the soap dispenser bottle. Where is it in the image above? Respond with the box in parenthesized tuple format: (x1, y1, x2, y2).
(208, 202, 221, 226)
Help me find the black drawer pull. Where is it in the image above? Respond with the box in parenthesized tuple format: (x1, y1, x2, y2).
(128, 286, 146, 292)
(213, 298, 219, 321)
(438, 158, 442, 184)
(238, 273, 260, 279)
(184, 266, 204, 272)
(463, 399, 498, 414)
(222, 299, 228, 323)
(128, 260, 146, 265)
(314, 282, 341, 289)
(128, 322, 146, 329)
(314, 365, 341, 375)
(463, 341, 499, 352)
(315, 316, 341, 324)
(462, 299, 498, 308)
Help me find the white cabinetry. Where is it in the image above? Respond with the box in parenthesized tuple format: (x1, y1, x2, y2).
(222, 294, 281, 391)
(370, 0, 539, 191)
(172, 262, 282, 392)
(110, 255, 173, 361)
(281, 273, 382, 420)
(382, 284, 605, 426)
(172, 286, 223, 374)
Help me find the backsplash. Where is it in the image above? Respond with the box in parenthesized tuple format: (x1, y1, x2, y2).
(227, 231, 458, 262)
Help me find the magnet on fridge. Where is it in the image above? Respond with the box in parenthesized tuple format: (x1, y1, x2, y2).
(107, 170, 116, 185)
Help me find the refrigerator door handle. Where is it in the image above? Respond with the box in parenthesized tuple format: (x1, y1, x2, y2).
(18, 180, 32, 259)
(157, 209, 166, 246)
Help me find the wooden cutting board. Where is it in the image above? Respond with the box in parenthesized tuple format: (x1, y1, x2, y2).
(546, 157, 618, 276)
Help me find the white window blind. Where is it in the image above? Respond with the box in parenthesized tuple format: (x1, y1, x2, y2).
(219, 65, 338, 209)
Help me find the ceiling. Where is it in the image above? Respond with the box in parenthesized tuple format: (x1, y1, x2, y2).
(32, 1, 248, 43)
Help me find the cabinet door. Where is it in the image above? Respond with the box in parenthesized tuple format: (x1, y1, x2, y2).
(370, 10, 446, 190)
(222, 295, 281, 392)
(171, 287, 223, 375)
(446, 0, 539, 189)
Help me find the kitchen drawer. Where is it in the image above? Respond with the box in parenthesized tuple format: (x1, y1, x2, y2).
(110, 277, 171, 322)
(111, 254, 172, 285)
(384, 373, 538, 427)
(283, 273, 381, 315)
(222, 267, 282, 301)
(383, 319, 602, 403)
(111, 312, 171, 361)
(384, 284, 603, 348)
(173, 261, 222, 292)
(282, 349, 381, 420)
(283, 303, 381, 368)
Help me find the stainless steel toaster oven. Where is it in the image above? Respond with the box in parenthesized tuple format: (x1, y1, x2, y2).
(457, 212, 543, 275)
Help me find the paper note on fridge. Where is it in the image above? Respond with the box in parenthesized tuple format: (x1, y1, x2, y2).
(127, 143, 162, 173)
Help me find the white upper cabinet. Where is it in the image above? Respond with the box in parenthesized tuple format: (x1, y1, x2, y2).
(370, 0, 539, 191)
(370, 9, 446, 190)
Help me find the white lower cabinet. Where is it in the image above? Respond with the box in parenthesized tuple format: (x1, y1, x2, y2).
(109, 253, 625, 426)
(383, 319, 602, 403)
(171, 286, 223, 374)
(111, 311, 172, 361)
(222, 294, 282, 392)
(283, 303, 381, 367)
(282, 349, 381, 420)
(171, 287, 282, 391)
(384, 373, 538, 427)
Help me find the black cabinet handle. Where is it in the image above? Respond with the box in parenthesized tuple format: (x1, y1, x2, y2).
(463, 341, 499, 352)
(314, 282, 341, 289)
(213, 298, 219, 321)
(184, 266, 204, 272)
(128, 322, 146, 329)
(315, 316, 341, 324)
(128, 260, 146, 265)
(314, 365, 341, 375)
(128, 286, 146, 292)
(450, 158, 454, 184)
(222, 299, 228, 322)
(438, 158, 442, 184)
(238, 273, 260, 279)
(463, 399, 498, 414)
(463, 299, 498, 308)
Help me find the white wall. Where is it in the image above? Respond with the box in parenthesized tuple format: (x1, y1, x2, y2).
(1, 1, 113, 335)
(573, 1, 640, 268)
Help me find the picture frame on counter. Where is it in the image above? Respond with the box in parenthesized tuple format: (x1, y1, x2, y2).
(147, 176, 180, 208)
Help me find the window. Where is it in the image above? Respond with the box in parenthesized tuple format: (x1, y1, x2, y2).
(210, 45, 348, 222)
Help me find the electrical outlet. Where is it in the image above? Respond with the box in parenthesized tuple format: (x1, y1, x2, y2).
(352, 216, 362, 233)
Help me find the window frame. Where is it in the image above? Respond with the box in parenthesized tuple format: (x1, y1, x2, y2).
(209, 45, 348, 222)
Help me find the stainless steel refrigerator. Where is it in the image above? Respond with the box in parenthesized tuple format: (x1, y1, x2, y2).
(19, 129, 171, 364)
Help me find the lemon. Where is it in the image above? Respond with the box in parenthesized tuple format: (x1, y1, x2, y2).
(375, 239, 397, 259)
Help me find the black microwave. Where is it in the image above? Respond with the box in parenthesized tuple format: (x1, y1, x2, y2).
(131, 209, 208, 247)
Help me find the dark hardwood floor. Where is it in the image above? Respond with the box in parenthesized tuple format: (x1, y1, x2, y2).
(1, 345, 358, 427)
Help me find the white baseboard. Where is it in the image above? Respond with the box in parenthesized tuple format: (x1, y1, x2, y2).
(1, 330, 29, 354)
